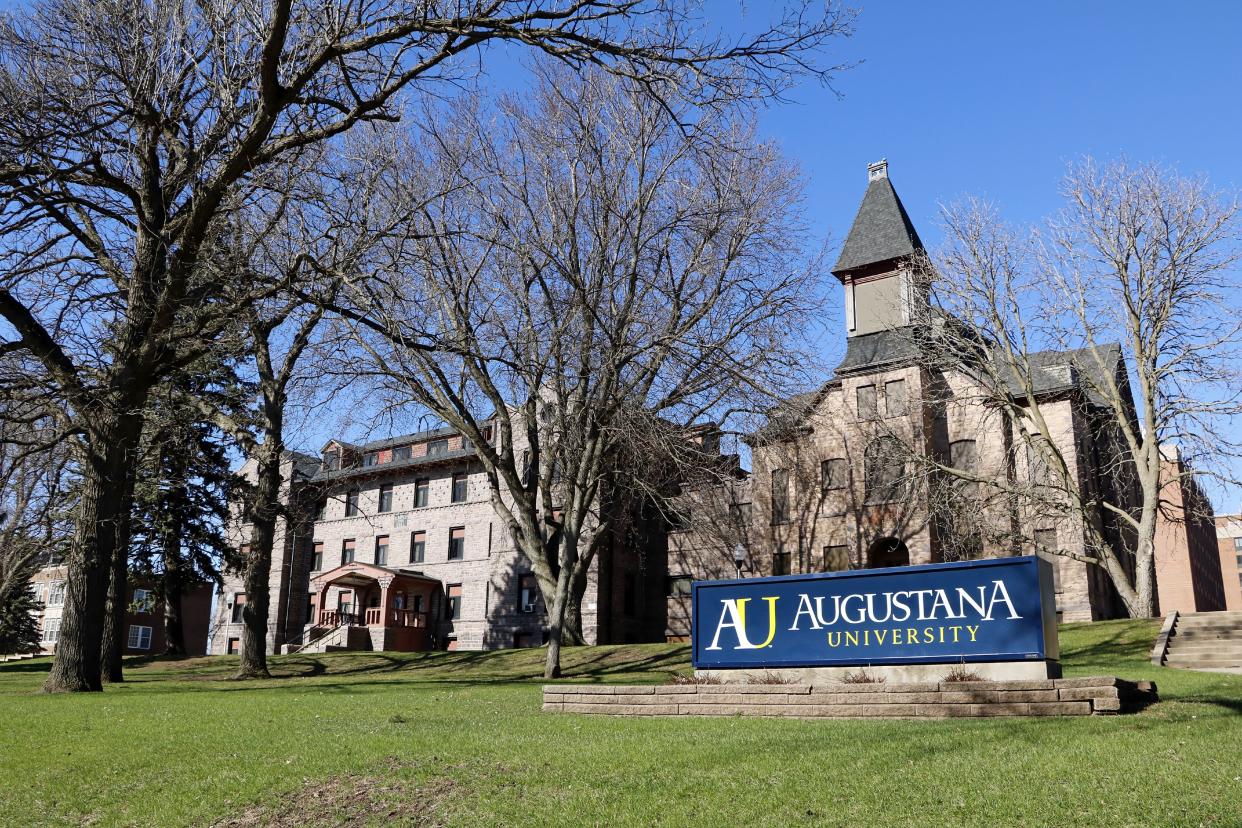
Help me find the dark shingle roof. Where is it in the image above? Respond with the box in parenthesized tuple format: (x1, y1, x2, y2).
(831, 172, 924, 275)
(1016, 343, 1124, 408)
(834, 328, 922, 376)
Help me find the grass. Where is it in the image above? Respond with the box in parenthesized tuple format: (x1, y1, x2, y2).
(1, 619, 1240, 827)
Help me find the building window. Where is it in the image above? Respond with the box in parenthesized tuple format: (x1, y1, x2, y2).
(824, 545, 850, 572)
(771, 468, 790, 524)
(728, 502, 752, 527)
(950, 439, 978, 472)
(1234, 537, 1242, 552)
(666, 575, 693, 597)
(363, 452, 378, 467)
(773, 546, 792, 576)
(311, 542, 324, 571)
(668, 507, 691, 532)
(410, 531, 426, 564)
(521, 450, 532, 486)
(342, 538, 356, 564)
(127, 625, 152, 650)
(132, 588, 155, 613)
(1034, 529, 1063, 594)
(514, 631, 538, 649)
(322, 450, 340, 471)
(394, 445, 412, 461)
(518, 573, 539, 613)
(345, 489, 360, 517)
(448, 527, 465, 560)
(375, 535, 389, 566)
(856, 384, 878, 420)
(414, 478, 429, 508)
(226, 637, 240, 655)
(378, 483, 394, 513)
(446, 584, 462, 620)
(314, 499, 326, 521)
(451, 473, 468, 503)
(41, 617, 60, 644)
(230, 592, 246, 624)
(885, 379, 907, 417)
(864, 436, 906, 503)
(47, 581, 65, 606)
(821, 458, 847, 491)
(427, 438, 449, 457)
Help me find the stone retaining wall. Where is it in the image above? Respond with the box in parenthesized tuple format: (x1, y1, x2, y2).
(542, 677, 1157, 718)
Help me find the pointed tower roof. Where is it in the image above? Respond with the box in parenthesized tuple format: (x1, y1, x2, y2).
(831, 159, 923, 277)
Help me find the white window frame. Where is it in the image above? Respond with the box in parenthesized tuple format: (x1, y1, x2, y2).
(133, 588, 155, 613)
(48, 581, 66, 606)
(127, 624, 153, 650)
(42, 617, 61, 644)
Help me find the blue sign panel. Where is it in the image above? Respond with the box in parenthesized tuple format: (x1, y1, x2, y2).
(692, 556, 1058, 669)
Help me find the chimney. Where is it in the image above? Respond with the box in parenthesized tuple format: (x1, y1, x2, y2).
(868, 158, 888, 182)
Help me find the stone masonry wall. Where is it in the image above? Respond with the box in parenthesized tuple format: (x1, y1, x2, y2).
(543, 677, 1157, 718)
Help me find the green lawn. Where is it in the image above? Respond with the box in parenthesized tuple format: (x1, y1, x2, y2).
(2, 619, 1240, 827)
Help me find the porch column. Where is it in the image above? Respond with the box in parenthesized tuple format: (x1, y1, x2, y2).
(378, 577, 393, 627)
(316, 580, 330, 625)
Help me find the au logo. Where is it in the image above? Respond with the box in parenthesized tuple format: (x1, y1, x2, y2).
(705, 597, 779, 651)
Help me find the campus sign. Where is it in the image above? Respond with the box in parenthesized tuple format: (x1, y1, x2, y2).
(691, 556, 1058, 669)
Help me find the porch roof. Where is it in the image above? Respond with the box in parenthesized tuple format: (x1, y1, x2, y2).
(310, 561, 440, 590)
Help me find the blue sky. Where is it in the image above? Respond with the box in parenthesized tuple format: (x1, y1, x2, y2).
(470, 2, 1242, 509)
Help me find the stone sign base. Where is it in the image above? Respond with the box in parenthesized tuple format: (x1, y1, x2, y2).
(696, 659, 1061, 685)
(542, 677, 1156, 718)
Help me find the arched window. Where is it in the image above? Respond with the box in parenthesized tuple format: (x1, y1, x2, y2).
(864, 437, 907, 503)
(949, 438, 979, 498)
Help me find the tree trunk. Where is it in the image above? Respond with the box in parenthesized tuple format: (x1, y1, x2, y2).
(543, 560, 574, 680)
(161, 447, 189, 656)
(162, 517, 187, 657)
(235, 440, 283, 679)
(100, 559, 125, 682)
(101, 442, 139, 682)
(562, 560, 590, 646)
(43, 410, 144, 693)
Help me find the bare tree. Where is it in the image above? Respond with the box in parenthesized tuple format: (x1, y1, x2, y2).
(0, 0, 852, 692)
(0, 406, 74, 654)
(916, 158, 1242, 617)
(327, 66, 822, 677)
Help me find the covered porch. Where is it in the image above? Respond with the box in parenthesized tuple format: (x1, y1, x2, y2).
(307, 562, 439, 652)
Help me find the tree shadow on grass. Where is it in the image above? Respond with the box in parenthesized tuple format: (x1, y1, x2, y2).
(109, 645, 694, 695)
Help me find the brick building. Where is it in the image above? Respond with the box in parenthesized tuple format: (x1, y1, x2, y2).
(1216, 513, 1242, 611)
(667, 160, 1225, 634)
(31, 565, 212, 656)
(1153, 448, 1226, 614)
(209, 425, 668, 655)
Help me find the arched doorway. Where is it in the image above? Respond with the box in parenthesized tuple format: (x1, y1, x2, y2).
(867, 536, 910, 569)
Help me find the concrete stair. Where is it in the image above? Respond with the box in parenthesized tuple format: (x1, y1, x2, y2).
(1160, 611, 1242, 671)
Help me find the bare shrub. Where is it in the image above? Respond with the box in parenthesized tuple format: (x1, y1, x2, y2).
(840, 668, 886, 684)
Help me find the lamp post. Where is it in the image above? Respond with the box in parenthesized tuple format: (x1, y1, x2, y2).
(732, 543, 748, 580)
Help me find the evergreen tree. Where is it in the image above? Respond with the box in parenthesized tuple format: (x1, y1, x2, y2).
(126, 353, 254, 657)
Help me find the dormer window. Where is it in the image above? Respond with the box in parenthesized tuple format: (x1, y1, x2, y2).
(394, 445, 412, 462)
(363, 452, 378, 467)
(427, 438, 448, 456)
(323, 450, 340, 471)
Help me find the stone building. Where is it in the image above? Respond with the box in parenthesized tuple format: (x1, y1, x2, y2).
(668, 160, 1224, 632)
(209, 424, 668, 655)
